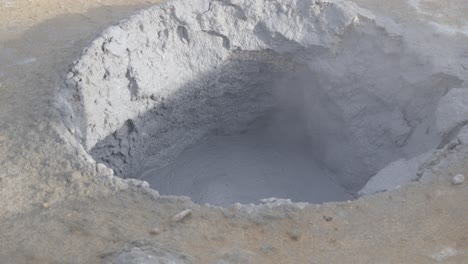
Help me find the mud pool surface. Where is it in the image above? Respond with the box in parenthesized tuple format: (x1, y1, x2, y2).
(142, 115, 353, 206)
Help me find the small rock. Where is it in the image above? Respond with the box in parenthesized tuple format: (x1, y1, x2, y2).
(287, 229, 301, 241)
(452, 174, 465, 185)
(172, 209, 192, 222)
(102, 241, 192, 264)
(149, 228, 160, 236)
(97, 163, 114, 177)
(42, 203, 50, 209)
(126, 179, 150, 188)
(66, 171, 82, 183)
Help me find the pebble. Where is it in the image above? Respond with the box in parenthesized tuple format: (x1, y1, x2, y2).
(452, 174, 465, 185)
(66, 171, 82, 183)
(172, 209, 192, 222)
(287, 229, 302, 241)
(96, 163, 113, 177)
(149, 228, 160, 236)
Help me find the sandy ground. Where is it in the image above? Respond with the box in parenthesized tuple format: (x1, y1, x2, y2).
(1, 0, 468, 263)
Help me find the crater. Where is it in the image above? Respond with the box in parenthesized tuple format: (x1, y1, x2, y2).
(56, 0, 464, 206)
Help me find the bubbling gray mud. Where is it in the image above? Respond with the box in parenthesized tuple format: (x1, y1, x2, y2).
(142, 112, 354, 206)
(56, 0, 467, 206)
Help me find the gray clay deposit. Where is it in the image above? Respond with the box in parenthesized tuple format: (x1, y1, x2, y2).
(56, 0, 468, 206)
